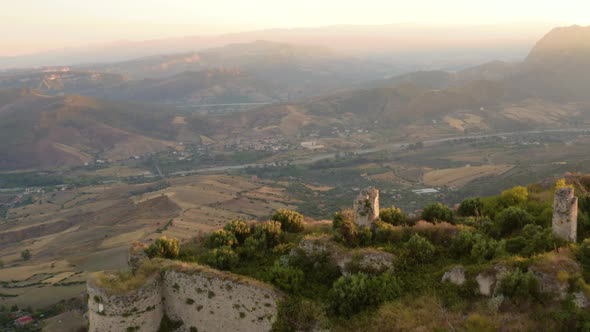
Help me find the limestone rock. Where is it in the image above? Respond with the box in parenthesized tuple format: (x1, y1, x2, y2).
(292, 234, 333, 257)
(476, 265, 509, 296)
(354, 187, 379, 227)
(573, 291, 590, 309)
(441, 266, 466, 286)
(337, 249, 394, 275)
(552, 187, 578, 242)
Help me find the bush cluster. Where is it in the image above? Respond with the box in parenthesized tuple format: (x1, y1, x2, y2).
(272, 209, 305, 233)
(421, 203, 454, 223)
(145, 237, 180, 259)
(328, 272, 401, 316)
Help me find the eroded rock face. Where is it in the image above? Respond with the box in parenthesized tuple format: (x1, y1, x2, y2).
(441, 266, 466, 286)
(476, 265, 509, 296)
(552, 187, 578, 242)
(354, 187, 379, 227)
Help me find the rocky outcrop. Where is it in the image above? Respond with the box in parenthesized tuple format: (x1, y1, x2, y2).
(552, 187, 577, 242)
(354, 187, 379, 227)
(292, 235, 393, 275)
(293, 234, 334, 257)
(337, 249, 395, 275)
(476, 265, 509, 296)
(442, 266, 466, 286)
(87, 261, 282, 332)
(573, 291, 590, 309)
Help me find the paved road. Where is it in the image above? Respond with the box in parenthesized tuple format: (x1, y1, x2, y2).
(169, 127, 590, 176)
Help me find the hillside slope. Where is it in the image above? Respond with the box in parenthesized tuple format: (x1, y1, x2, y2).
(0, 89, 181, 170)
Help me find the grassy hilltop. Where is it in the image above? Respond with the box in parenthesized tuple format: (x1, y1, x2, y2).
(137, 176, 590, 331)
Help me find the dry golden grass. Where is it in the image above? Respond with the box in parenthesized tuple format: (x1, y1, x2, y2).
(423, 164, 513, 187)
(91, 259, 161, 295)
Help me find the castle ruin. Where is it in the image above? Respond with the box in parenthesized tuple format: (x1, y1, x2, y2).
(552, 187, 577, 242)
(353, 187, 380, 227)
(87, 261, 282, 332)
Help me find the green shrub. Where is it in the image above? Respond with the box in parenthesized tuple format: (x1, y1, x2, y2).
(500, 186, 529, 206)
(272, 209, 305, 233)
(404, 234, 435, 264)
(332, 210, 360, 247)
(421, 203, 453, 223)
(494, 206, 534, 236)
(358, 226, 372, 246)
(339, 218, 359, 247)
(372, 220, 404, 243)
(223, 220, 251, 244)
(449, 230, 476, 258)
(518, 224, 560, 256)
(458, 198, 483, 217)
(289, 250, 342, 286)
(253, 221, 283, 249)
(21, 249, 31, 261)
(380, 206, 406, 226)
(206, 229, 238, 249)
(204, 246, 239, 270)
(328, 272, 401, 316)
(470, 234, 505, 262)
(497, 269, 540, 300)
(578, 238, 590, 269)
(145, 237, 180, 259)
(269, 257, 305, 293)
(272, 297, 326, 332)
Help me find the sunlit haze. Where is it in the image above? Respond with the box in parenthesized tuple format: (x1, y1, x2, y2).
(1, 0, 589, 56)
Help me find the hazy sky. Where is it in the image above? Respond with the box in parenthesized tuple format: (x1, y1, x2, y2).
(1, 0, 589, 56)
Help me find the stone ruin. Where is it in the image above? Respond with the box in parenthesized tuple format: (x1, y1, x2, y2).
(552, 187, 577, 242)
(353, 187, 380, 227)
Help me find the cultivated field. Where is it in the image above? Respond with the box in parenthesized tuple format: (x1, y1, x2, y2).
(423, 164, 514, 187)
(0, 174, 300, 308)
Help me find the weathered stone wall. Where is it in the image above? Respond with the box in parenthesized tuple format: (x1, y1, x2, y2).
(552, 187, 578, 242)
(88, 262, 282, 332)
(162, 270, 281, 332)
(87, 275, 164, 332)
(353, 187, 380, 227)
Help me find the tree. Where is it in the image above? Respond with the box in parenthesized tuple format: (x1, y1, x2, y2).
(272, 209, 305, 233)
(404, 234, 436, 263)
(470, 234, 505, 262)
(223, 219, 251, 244)
(495, 206, 534, 236)
(145, 237, 180, 259)
(21, 249, 31, 261)
(206, 229, 238, 249)
(333, 210, 360, 247)
(252, 220, 283, 249)
(458, 198, 483, 217)
(380, 206, 406, 226)
(500, 186, 528, 206)
(421, 203, 454, 223)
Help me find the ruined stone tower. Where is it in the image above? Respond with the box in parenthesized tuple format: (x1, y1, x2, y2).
(552, 187, 577, 242)
(353, 187, 379, 227)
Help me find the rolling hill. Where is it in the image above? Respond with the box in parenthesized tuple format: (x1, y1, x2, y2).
(0, 89, 187, 170)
